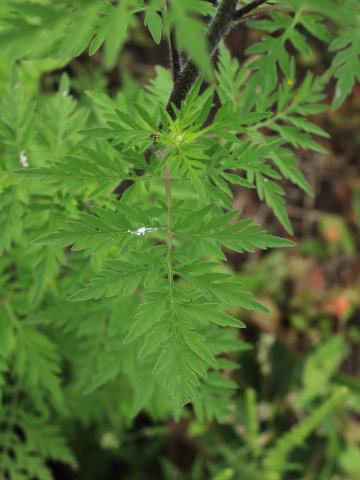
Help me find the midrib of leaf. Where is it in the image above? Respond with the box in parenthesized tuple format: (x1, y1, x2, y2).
(60, 227, 166, 237)
(164, 165, 183, 387)
(174, 230, 255, 239)
(249, 106, 288, 132)
(54, 96, 68, 164)
(85, 313, 111, 391)
(25, 169, 189, 183)
(110, 263, 163, 280)
(248, 78, 320, 133)
(31, 198, 59, 304)
(278, 7, 304, 57)
(49, 173, 185, 182)
(248, 7, 305, 132)
(11, 85, 24, 160)
(1, 189, 21, 246)
(250, 6, 304, 86)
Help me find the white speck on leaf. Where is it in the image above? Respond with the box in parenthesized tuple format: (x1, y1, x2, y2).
(19, 150, 29, 168)
(127, 226, 158, 236)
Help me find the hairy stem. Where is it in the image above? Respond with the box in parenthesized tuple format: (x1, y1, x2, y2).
(168, 29, 182, 82)
(166, 0, 238, 117)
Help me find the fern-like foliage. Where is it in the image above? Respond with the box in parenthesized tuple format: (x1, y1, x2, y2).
(262, 387, 348, 479)
(0, 304, 76, 479)
(0, 0, 215, 73)
(21, 75, 301, 414)
(14, 1, 360, 413)
(330, 25, 360, 109)
(0, 0, 359, 475)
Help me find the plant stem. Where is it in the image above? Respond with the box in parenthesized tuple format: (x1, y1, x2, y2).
(168, 29, 182, 82)
(166, 0, 238, 116)
(163, 0, 181, 82)
(164, 165, 173, 297)
(164, 164, 181, 360)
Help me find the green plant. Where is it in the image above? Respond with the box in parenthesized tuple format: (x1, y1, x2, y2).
(1, 0, 359, 478)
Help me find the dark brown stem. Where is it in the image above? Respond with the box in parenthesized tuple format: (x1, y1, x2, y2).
(166, 0, 238, 117)
(168, 29, 182, 82)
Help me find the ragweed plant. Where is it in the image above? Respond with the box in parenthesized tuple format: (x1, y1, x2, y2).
(0, 0, 359, 478)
